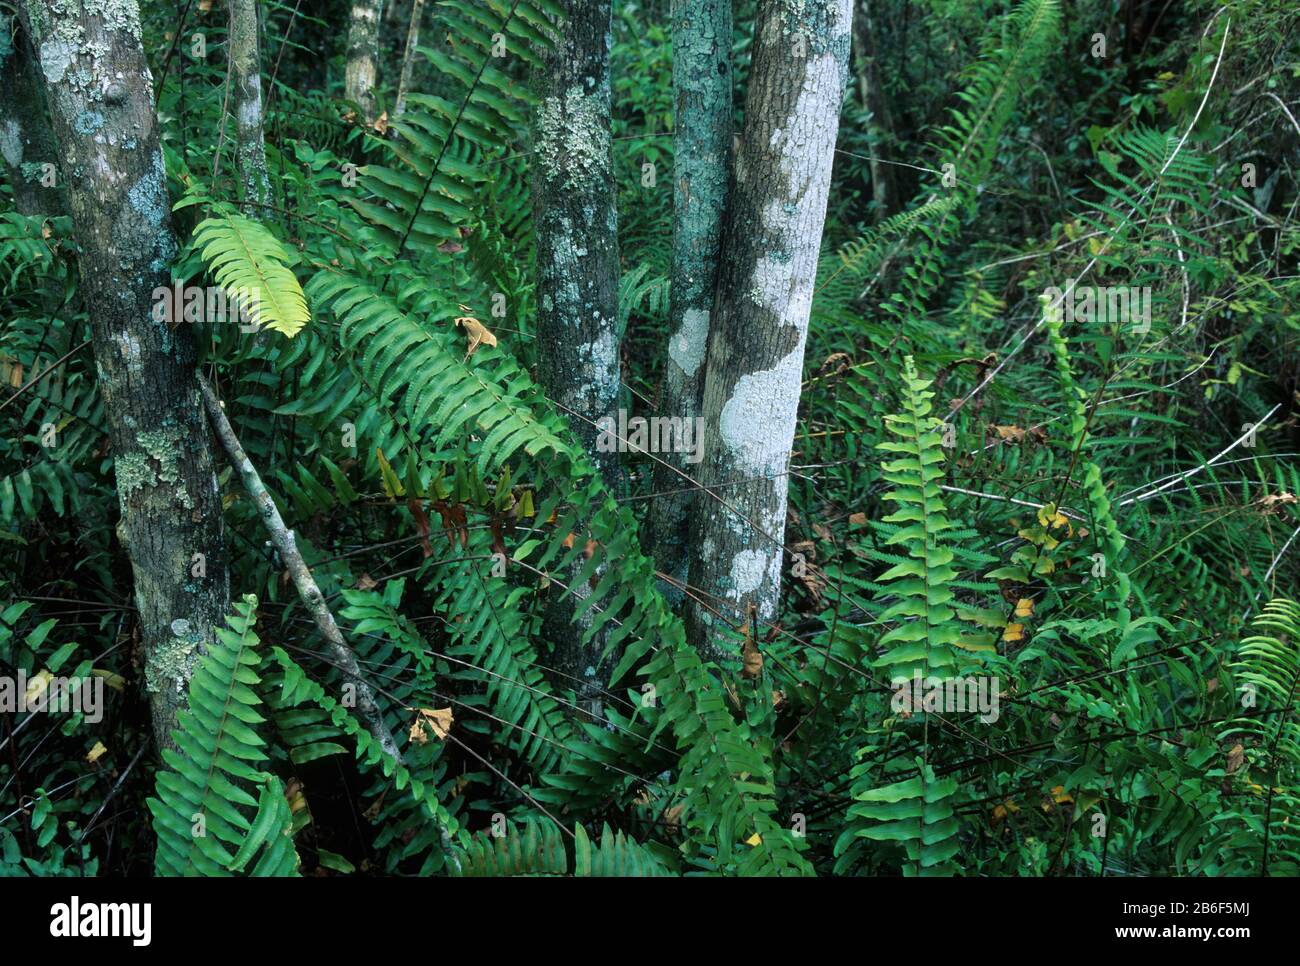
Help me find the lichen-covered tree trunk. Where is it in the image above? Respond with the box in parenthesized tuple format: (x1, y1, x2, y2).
(0, 12, 63, 216)
(19, 0, 230, 750)
(645, 0, 732, 605)
(228, 0, 270, 212)
(344, 0, 383, 124)
(533, 0, 621, 719)
(684, 0, 852, 660)
(393, 0, 424, 118)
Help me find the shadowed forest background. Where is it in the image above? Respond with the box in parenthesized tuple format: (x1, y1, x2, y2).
(1, 0, 1298, 878)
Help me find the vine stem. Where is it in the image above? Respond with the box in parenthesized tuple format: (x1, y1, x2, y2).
(197, 373, 459, 869)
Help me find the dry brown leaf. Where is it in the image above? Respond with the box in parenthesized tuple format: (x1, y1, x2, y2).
(848, 511, 867, 526)
(1226, 742, 1245, 774)
(372, 110, 389, 134)
(455, 314, 497, 358)
(1257, 492, 1297, 513)
(408, 707, 454, 744)
(741, 635, 763, 679)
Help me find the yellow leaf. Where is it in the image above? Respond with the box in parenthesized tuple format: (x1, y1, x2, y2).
(91, 669, 125, 692)
(1036, 503, 1072, 536)
(1014, 597, 1034, 619)
(86, 741, 108, 764)
(1002, 622, 1025, 643)
(991, 799, 1020, 826)
(375, 447, 405, 498)
(25, 669, 52, 706)
(745, 833, 762, 847)
(1051, 785, 1074, 804)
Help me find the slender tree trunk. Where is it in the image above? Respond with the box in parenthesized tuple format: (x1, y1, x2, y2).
(0, 12, 63, 216)
(345, 0, 383, 125)
(684, 0, 852, 660)
(393, 0, 424, 118)
(19, 0, 230, 750)
(228, 0, 270, 213)
(533, 0, 621, 718)
(851, 0, 895, 218)
(645, 0, 731, 605)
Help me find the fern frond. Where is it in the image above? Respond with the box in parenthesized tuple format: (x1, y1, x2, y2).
(191, 211, 311, 337)
(147, 595, 300, 877)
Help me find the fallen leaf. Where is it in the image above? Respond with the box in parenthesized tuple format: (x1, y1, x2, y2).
(455, 308, 498, 358)
(1226, 743, 1245, 775)
(372, 110, 389, 134)
(741, 635, 763, 679)
(848, 512, 867, 526)
(355, 573, 378, 590)
(408, 707, 454, 744)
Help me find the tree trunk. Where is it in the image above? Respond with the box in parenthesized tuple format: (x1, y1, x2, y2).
(0, 12, 63, 216)
(229, 0, 270, 213)
(645, 0, 732, 606)
(684, 0, 852, 661)
(19, 0, 230, 750)
(851, 0, 895, 219)
(393, 0, 424, 118)
(345, 0, 383, 125)
(533, 0, 621, 718)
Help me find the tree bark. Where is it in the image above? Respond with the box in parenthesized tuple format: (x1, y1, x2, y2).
(344, 0, 383, 125)
(393, 0, 424, 118)
(684, 0, 852, 660)
(19, 0, 230, 750)
(851, 0, 895, 219)
(533, 0, 621, 718)
(645, 0, 732, 606)
(228, 0, 270, 213)
(0, 12, 63, 216)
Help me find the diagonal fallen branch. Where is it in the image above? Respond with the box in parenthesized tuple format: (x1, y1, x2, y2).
(197, 373, 458, 867)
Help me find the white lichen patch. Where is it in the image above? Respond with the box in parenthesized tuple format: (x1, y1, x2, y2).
(718, 339, 807, 478)
(0, 120, 22, 167)
(730, 548, 774, 599)
(39, 37, 75, 85)
(669, 308, 709, 378)
(750, 254, 793, 311)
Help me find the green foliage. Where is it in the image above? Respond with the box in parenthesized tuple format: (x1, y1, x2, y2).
(147, 596, 301, 877)
(188, 206, 311, 337)
(3, 0, 1297, 881)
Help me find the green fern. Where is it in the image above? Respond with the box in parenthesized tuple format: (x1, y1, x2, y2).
(190, 209, 311, 337)
(147, 595, 301, 877)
